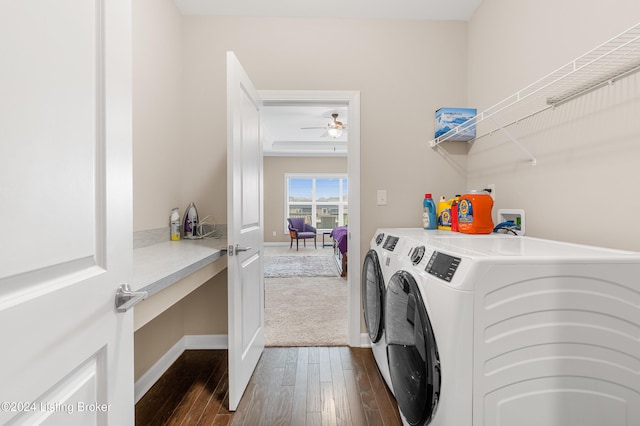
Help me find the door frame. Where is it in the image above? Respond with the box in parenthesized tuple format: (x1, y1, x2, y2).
(259, 90, 361, 347)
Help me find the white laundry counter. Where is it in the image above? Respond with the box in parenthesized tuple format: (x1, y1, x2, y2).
(132, 235, 227, 331)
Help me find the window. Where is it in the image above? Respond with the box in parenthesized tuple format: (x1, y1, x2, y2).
(286, 174, 348, 232)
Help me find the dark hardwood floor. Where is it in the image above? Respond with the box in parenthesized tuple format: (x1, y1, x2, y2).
(135, 347, 401, 425)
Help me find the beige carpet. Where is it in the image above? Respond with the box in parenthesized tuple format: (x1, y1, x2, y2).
(265, 275, 348, 346)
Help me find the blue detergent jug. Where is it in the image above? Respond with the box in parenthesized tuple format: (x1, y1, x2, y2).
(423, 193, 437, 230)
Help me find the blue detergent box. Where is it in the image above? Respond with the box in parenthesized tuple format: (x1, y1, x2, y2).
(435, 107, 477, 141)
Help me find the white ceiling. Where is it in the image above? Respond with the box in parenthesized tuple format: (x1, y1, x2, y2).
(174, 0, 482, 21)
(262, 105, 349, 157)
(174, 0, 483, 156)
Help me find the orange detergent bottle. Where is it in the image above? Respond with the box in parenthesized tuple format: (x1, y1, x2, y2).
(457, 191, 494, 234)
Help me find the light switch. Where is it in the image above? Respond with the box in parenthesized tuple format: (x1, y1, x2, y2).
(377, 190, 387, 206)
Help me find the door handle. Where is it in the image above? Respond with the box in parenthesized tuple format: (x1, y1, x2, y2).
(115, 283, 148, 313)
(228, 244, 252, 256)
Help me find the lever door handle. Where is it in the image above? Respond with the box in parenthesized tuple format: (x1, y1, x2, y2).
(228, 244, 252, 256)
(235, 244, 252, 253)
(115, 283, 148, 313)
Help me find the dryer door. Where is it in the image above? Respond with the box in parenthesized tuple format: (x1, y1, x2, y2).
(362, 249, 385, 343)
(386, 270, 441, 425)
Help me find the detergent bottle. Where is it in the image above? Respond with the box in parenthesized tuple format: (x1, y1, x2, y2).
(450, 195, 461, 232)
(437, 196, 453, 231)
(458, 190, 494, 234)
(170, 208, 181, 241)
(422, 194, 437, 230)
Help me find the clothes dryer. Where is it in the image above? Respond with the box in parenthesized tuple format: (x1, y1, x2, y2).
(380, 228, 640, 426)
(362, 230, 409, 391)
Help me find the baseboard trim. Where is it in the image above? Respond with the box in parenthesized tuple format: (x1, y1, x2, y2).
(184, 334, 228, 349)
(264, 241, 289, 247)
(135, 334, 228, 403)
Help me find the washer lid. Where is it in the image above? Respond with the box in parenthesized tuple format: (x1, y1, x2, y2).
(429, 235, 640, 259)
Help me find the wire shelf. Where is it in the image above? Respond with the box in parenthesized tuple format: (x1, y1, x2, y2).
(429, 21, 640, 159)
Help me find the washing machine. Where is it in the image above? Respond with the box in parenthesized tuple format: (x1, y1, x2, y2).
(362, 230, 409, 391)
(380, 228, 640, 426)
(384, 229, 475, 425)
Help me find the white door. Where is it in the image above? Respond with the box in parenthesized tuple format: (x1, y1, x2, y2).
(0, 1, 133, 425)
(226, 52, 265, 411)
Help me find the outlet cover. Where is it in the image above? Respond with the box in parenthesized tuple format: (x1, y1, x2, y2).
(487, 183, 496, 200)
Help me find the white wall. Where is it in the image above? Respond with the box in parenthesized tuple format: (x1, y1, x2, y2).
(133, 0, 184, 231)
(467, 0, 640, 250)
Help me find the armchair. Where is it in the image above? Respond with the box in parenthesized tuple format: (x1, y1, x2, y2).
(287, 218, 317, 250)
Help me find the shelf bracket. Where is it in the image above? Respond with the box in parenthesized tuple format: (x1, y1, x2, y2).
(489, 117, 537, 166)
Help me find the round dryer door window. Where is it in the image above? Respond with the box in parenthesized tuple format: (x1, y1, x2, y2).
(385, 270, 441, 425)
(362, 250, 385, 343)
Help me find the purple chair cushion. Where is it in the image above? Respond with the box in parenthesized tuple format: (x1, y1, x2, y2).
(287, 217, 305, 231)
(287, 218, 316, 239)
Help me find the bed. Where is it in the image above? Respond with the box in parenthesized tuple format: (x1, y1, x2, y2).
(330, 226, 348, 277)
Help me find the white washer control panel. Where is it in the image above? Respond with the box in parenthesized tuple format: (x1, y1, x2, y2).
(426, 251, 462, 282)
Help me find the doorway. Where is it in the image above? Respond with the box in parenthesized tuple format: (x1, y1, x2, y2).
(259, 90, 361, 347)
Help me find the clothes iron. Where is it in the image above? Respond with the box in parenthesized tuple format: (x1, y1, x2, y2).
(183, 202, 200, 239)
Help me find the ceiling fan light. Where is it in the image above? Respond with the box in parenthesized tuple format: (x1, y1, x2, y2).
(328, 127, 343, 138)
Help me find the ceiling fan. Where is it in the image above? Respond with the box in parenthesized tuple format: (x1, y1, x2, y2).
(302, 113, 348, 138)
